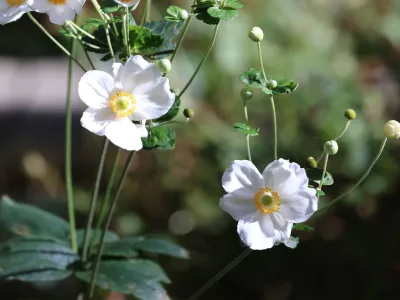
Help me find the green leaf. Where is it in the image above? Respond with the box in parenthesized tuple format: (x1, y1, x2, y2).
(75, 229, 119, 249)
(261, 85, 273, 95)
(293, 224, 314, 232)
(224, 0, 244, 9)
(207, 7, 239, 21)
(81, 18, 105, 32)
(166, 5, 182, 22)
(272, 80, 299, 95)
(129, 25, 163, 55)
(0, 237, 78, 281)
(59, 27, 73, 38)
(142, 126, 176, 150)
(0, 196, 69, 239)
(83, 24, 122, 55)
(193, 6, 219, 25)
(153, 96, 180, 123)
(100, 0, 120, 13)
(306, 168, 334, 186)
(283, 236, 299, 249)
(76, 260, 170, 300)
(316, 189, 325, 197)
(240, 68, 268, 88)
(233, 122, 259, 136)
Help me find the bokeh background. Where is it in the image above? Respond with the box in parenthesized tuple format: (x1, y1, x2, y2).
(1, 0, 400, 299)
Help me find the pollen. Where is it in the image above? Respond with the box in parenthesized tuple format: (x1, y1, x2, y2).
(48, 0, 66, 5)
(254, 187, 280, 214)
(6, 0, 24, 6)
(109, 91, 136, 118)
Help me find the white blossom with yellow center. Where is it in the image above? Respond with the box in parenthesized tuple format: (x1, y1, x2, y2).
(0, 0, 30, 25)
(220, 159, 318, 250)
(78, 55, 175, 151)
(28, 0, 85, 25)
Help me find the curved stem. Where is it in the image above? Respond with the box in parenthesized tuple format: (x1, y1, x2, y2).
(81, 138, 110, 262)
(314, 138, 387, 216)
(243, 100, 252, 161)
(187, 248, 252, 300)
(65, 22, 78, 253)
(89, 151, 136, 298)
(178, 23, 220, 98)
(27, 12, 87, 72)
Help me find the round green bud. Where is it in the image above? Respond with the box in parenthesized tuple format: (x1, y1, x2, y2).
(183, 108, 194, 118)
(344, 109, 356, 120)
(383, 120, 400, 140)
(157, 59, 171, 73)
(178, 9, 189, 20)
(323, 140, 339, 155)
(240, 87, 253, 101)
(248, 27, 264, 42)
(268, 80, 277, 89)
(306, 157, 318, 169)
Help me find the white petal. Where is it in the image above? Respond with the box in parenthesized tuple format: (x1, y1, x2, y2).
(48, 6, 75, 24)
(79, 70, 115, 109)
(112, 62, 123, 81)
(66, 0, 85, 13)
(0, 6, 29, 24)
(270, 213, 292, 244)
(262, 159, 309, 196)
(283, 236, 299, 249)
(279, 188, 318, 223)
(135, 122, 148, 138)
(113, 0, 139, 7)
(222, 160, 264, 199)
(219, 193, 257, 221)
(28, 0, 50, 12)
(105, 118, 143, 151)
(80, 107, 115, 136)
(237, 213, 275, 250)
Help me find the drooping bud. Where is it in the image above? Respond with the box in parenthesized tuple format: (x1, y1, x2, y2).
(157, 59, 171, 73)
(178, 9, 189, 20)
(183, 108, 194, 118)
(383, 120, 400, 140)
(306, 157, 318, 169)
(323, 140, 339, 155)
(344, 109, 356, 120)
(268, 80, 277, 89)
(248, 27, 264, 42)
(240, 87, 253, 101)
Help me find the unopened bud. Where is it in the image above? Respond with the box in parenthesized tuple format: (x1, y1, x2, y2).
(183, 108, 194, 118)
(323, 140, 339, 155)
(157, 59, 171, 73)
(268, 80, 277, 89)
(240, 87, 253, 101)
(178, 9, 189, 20)
(344, 109, 356, 120)
(306, 157, 318, 169)
(248, 27, 264, 42)
(383, 120, 400, 140)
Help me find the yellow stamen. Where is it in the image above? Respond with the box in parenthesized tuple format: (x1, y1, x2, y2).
(254, 187, 280, 214)
(48, 0, 66, 5)
(6, 0, 24, 6)
(109, 91, 136, 118)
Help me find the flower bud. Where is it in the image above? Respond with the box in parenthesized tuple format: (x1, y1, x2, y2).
(157, 59, 171, 73)
(344, 109, 356, 120)
(383, 120, 400, 140)
(178, 9, 189, 20)
(306, 157, 318, 169)
(323, 140, 339, 155)
(268, 80, 277, 89)
(248, 27, 264, 42)
(183, 108, 194, 118)
(240, 87, 253, 101)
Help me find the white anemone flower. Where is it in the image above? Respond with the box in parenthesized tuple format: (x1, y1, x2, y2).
(0, 0, 30, 25)
(220, 159, 318, 250)
(28, 0, 85, 25)
(78, 55, 175, 151)
(113, 0, 139, 8)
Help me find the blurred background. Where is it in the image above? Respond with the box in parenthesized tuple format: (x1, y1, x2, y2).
(1, 0, 400, 299)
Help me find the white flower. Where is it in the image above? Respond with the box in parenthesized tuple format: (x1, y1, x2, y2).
(220, 159, 318, 250)
(113, 0, 139, 8)
(28, 0, 85, 25)
(78, 55, 175, 151)
(0, 0, 30, 25)
(383, 120, 400, 140)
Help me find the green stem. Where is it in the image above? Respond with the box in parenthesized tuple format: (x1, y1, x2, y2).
(243, 100, 252, 161)
(257, 41, 277, 160)
(81, 139, 110, 262)
(140, 0, 151, 25)
(123, 8, 131, 57)
(318, 153, 329, 191)
(27, 12, 87, 72)
(109, 14, 120, 38)
(89, 151, 136, 298)
(178, 23, 220, 98)
(67, 20, 97, 41)
(314, 138, 387, 216)
(187, 248, 252, 300)
(65, 21, 78, 253)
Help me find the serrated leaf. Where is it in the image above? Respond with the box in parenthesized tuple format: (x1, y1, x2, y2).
(142, 126, 176, 150)
(293, 224, 314, 232)
(261, 85, 273, 95)
(306, 168, 334, 186)
(207, 7, 239, 21)
(153, 97, 180, 123)
(0, 196, 69, 239)
(193, 7, 220, 25)
(75, 260, 170, 300)
(224, 0, 244, 9)
(129, 25, 163, 55)
(166, 5, 181, 22)
(240, 68, 268, 88)
(272, 80, 299, 95)
(100, 0, 120, 13)
(233, 122, 259, 136)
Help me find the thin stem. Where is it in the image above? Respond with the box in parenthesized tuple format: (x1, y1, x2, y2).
(187, 248, 252, 300)
(168, 13, 193, 65)
(67, 20, 97, 41)
(123, 8, 131, 57)
(89, 151, 136, 298)
(318, 154, 329, 191)
(178, 23, 220, 98)
(81, 44, 96, 70)
(81, 139, 110, 262)
(314, 138, 387, 216)
(109, 14, 120, 37)
(243, 100, 252, 161)
(65, 22, 78, 253)
(27, 12, 87, 72)
(140, 0, 151, 25)
(257, 41, 277, 160)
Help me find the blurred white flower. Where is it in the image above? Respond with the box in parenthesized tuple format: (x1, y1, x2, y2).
(383, 120, 400, 140)
(220, 159, 318, 250)
(113, 0, 139, 8)
(0, 0, 30, 25)
(78, 55, 175, 151)
(28, 0, 85, 25)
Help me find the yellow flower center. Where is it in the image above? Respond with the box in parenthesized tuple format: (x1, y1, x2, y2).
(254, 187, 280, 214)
(48, 0, 66, 5)
(6, 0, 24, 6)
(109, 91, 136, 118)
